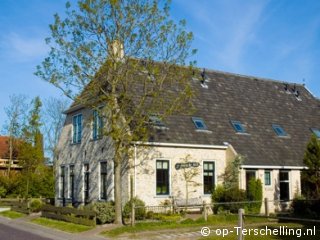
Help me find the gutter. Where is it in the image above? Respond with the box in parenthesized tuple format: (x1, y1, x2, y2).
(132, 141, 228, 149)
(240, 165, 307, 170)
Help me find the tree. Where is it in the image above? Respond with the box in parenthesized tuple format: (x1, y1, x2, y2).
(43, 97, 69, 164)
(36, 0, 195, 223)
(2, 94, 28, 176)
(302, 134, 320, 198)
(179, 154, 200, 210)
(19, 97, 45, 198)
(222, 155, 243, 190)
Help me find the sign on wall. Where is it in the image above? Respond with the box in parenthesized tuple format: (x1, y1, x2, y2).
(175, 162, 200, 170)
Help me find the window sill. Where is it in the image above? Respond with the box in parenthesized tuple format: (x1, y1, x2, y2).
(154, 195, 171, 198)
(70, 142, 81, 145)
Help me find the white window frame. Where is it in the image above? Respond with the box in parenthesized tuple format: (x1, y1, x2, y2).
(154, 158, 171, 197)
(202, 160, 216, 196)
(72, 113, 82, 144)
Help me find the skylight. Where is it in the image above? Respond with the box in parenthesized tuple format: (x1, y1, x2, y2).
(231, 121, 246, 133)
(149, 115, 166, 128)
(311, 128, 320, 138)
(272, 124, 287, 137)
(192, 117, 207, 130)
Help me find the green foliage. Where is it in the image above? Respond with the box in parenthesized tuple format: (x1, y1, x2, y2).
(302, 134, 320, 198)
(123, 197, 146, 220)
(223, 155, 243, 189)
(87, 201, 115, 224)
(0, 186, 7, 198)
(291, 198, 320, 219)
(30, 199, 43, 212)
(212, 185, 247, 213)
(247, 178, 263, 213)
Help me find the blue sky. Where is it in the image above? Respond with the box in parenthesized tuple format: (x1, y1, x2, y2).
(0, 0, 320, 128)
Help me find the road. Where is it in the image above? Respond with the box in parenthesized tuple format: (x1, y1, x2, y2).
(0, 223, 53, 240)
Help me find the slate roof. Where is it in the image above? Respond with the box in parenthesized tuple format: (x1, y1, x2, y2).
(150, 69, 320, 167)
(65, 65, 320, 167)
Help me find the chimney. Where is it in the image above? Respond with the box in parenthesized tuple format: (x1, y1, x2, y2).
(108, 40, 124, 61)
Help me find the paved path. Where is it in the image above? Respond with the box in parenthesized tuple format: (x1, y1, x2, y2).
(0, 223, 52, 240)
(0, 215, 109, 240)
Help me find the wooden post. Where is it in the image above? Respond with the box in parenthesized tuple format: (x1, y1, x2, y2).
(264, 198, 269, 216)
(203, 201, 208, 222)
(237, 208, 244, 240)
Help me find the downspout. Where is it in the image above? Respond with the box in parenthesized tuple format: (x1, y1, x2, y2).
(134, 143, 137, 197)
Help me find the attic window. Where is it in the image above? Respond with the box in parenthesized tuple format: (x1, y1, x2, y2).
(272, 124, 287, 137)
(311, 128, 320, 138)
(231, 121, 246, 133)
(149, 115, 166, 128)
(192, 117, 207, 130)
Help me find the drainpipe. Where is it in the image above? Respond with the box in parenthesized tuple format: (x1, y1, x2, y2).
(134, 144, 137, 197)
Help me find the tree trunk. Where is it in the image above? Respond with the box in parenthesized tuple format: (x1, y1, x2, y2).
(114, 158, 122, 224)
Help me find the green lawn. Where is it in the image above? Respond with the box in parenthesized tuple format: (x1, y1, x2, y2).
(102, 215, 274, 237)
(31, 217, 94, 233)
(0, 210, 25, 219)
(102, 215, 320, 240)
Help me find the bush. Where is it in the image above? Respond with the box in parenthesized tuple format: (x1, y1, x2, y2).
(86, 201, 115, 224)
(123, 197, 146, 220)
(291, 198, 320, 219)
(30, 199, 43, 212)
(212, 185, 246, 213)
(247, 178, 262, 213)
(0, 186, 7, 198)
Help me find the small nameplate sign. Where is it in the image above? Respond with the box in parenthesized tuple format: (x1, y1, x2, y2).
(175, 162, 200, 170)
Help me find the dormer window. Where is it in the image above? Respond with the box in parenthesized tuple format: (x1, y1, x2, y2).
(311, 128, 320, 138)
(192, 117, 207, 130)
(272, 124, 287, 137)
(231, 120, 246, 133)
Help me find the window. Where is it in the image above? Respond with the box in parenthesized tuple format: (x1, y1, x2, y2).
(72, 114, 82, 143)
(84, 164, 89, 203)
(272, 124, 287, 137)
(156, 160, 169, 195)
(231, 121, 246, 133)
(93, 109, 103, 140)
(100, 162, 108, 200)
(192, 117, 207, 130)
(149, 115, 166, 128)
(69, 165, 74, 200)
(311, 128, 320, 138)
(264, 171, 271, 186)
(203, 162, 215, 194)
(60, 166, 65, 198)
(279, 171, 290, 201)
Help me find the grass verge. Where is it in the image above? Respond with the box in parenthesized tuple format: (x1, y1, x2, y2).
(102, 215, 273, 237)
(0, 210, 25, 219)
(31, 217, 94, 233)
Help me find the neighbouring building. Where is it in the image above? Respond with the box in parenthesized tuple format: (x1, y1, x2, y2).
(0, 136, 22, 175)
(55, 68, 320, 213)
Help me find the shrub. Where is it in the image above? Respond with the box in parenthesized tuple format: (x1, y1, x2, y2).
(291, 198, 320, 219)
(30, 199, 43, 212)
(0, 186, 7, 198)
(247, 178, 262, 213)
(123, 197, 146, 220)
(212, 185, 246, 213)
(86, 201, 115, 224)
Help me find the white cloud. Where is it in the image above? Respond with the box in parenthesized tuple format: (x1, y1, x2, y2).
(0, 32, 48, 62)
